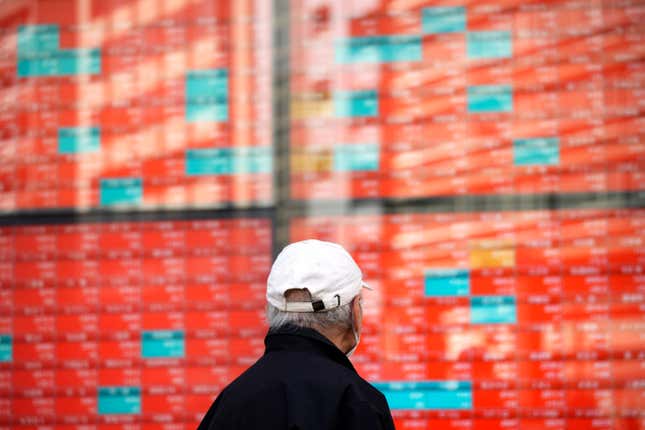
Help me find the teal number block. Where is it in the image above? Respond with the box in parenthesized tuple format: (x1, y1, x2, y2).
(186, 103, 229, 122)
(467, 31, 512, 59)
(335, 36, 422, 64)
(17, 56, 59, 77)
(467, 85, 513, 113)
(186, 147, 272, 175)
(424, 269, 470, 297)
(17, 58, 38, 77)
(471, 296, 517, 324)
(186, 103, 228, 122)
(18, 49, 101, 77)
(58, 127, 101, 154)
(16, 25, 101, 77)
(17, 25, 60, 56)
(99, 178, 142, 206)
(422, 7, 466, 34)
(141, 330, 185, 359)
(334, 90, 378, 118)
(57, 49, 101, 75)
(334, 143, 380, 172)
(514, 137, 560, 166)
(186, 148, 233, 175)
(336, 37, 381, 64)
(98, 387, 141, 415)
(373, 381, 473, 410)
(186, 69, 228, 99)
(186, 69, 229, 122)
(0, 335, 11, 362)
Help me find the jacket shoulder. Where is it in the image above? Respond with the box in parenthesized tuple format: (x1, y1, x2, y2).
(338, 382, 396, 430)
(198, 350, 395, 429)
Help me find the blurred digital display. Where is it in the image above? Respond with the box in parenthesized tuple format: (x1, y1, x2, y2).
(290, 0, 644, 199)
(0, 0, 272, 211)
(292, 209, 645, 429)
(0, 217, 272, 428)
(0, 0, 644, 429)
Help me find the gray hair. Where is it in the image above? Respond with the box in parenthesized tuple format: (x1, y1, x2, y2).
(265, 288, 354, 332)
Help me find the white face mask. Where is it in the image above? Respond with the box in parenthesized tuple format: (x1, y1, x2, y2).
(346, 297, 362, 358)
(345, 325, 360, 358)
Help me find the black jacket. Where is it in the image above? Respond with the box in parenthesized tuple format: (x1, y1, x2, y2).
(197, 325, 395, 429)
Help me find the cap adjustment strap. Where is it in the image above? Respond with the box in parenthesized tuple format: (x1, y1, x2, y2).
(283, 294, 342, 312)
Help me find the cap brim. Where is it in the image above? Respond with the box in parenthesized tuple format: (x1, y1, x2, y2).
(361, 280, 373, 291)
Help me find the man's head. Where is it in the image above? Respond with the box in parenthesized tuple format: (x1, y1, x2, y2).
(265, 240, 369, 356)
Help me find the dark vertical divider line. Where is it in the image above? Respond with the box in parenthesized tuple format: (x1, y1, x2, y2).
(272, 0, 291, 259)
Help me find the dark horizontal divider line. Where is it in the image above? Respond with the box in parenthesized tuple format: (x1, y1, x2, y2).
(1, 191, 642, 227)
(285, 191, 645, 218)
(0, 205, 275, 227)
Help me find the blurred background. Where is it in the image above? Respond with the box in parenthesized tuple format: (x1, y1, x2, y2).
(0, 0, 643, 429)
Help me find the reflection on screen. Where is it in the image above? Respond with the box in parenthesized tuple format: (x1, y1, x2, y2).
(0, 0, 272, 211)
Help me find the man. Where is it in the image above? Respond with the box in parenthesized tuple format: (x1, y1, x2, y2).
(197, 239, 395, 429)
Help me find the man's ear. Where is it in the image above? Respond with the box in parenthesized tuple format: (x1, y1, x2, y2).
(351, 296, 362, 332)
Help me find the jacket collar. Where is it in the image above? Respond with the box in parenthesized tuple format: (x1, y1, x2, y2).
(264, 324, 356, 372)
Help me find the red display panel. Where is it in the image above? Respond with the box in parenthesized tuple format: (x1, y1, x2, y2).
(289, 0, 644, 199)
(0, 218, 272, 428)
(291, 208, 645, 429)
(0, 0, 272, 211)
(1, 0, 644, 429)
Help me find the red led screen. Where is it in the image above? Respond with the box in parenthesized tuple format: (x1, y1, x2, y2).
(0, 218, 272, 429)
(290, 0, 644, 199)
(0, 0, 272, 211)
(292, 208, 645, 429)
(0, 0, 644, 429)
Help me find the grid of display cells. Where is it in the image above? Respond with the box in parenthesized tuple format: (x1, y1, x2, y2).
(290, 0, 644, 199)
(0, 0, 272, 211)
(291, 208, 645, 430)
(0, 0, 643, 430)
(0, 218, 272, 428)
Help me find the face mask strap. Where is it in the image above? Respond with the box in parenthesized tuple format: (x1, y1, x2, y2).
(346, 296, 361, 358)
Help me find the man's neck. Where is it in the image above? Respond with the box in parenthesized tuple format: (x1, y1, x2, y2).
(316, 326, 353, 355)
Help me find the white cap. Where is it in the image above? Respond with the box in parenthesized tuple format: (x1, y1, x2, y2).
(267, 239, 371, 312)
